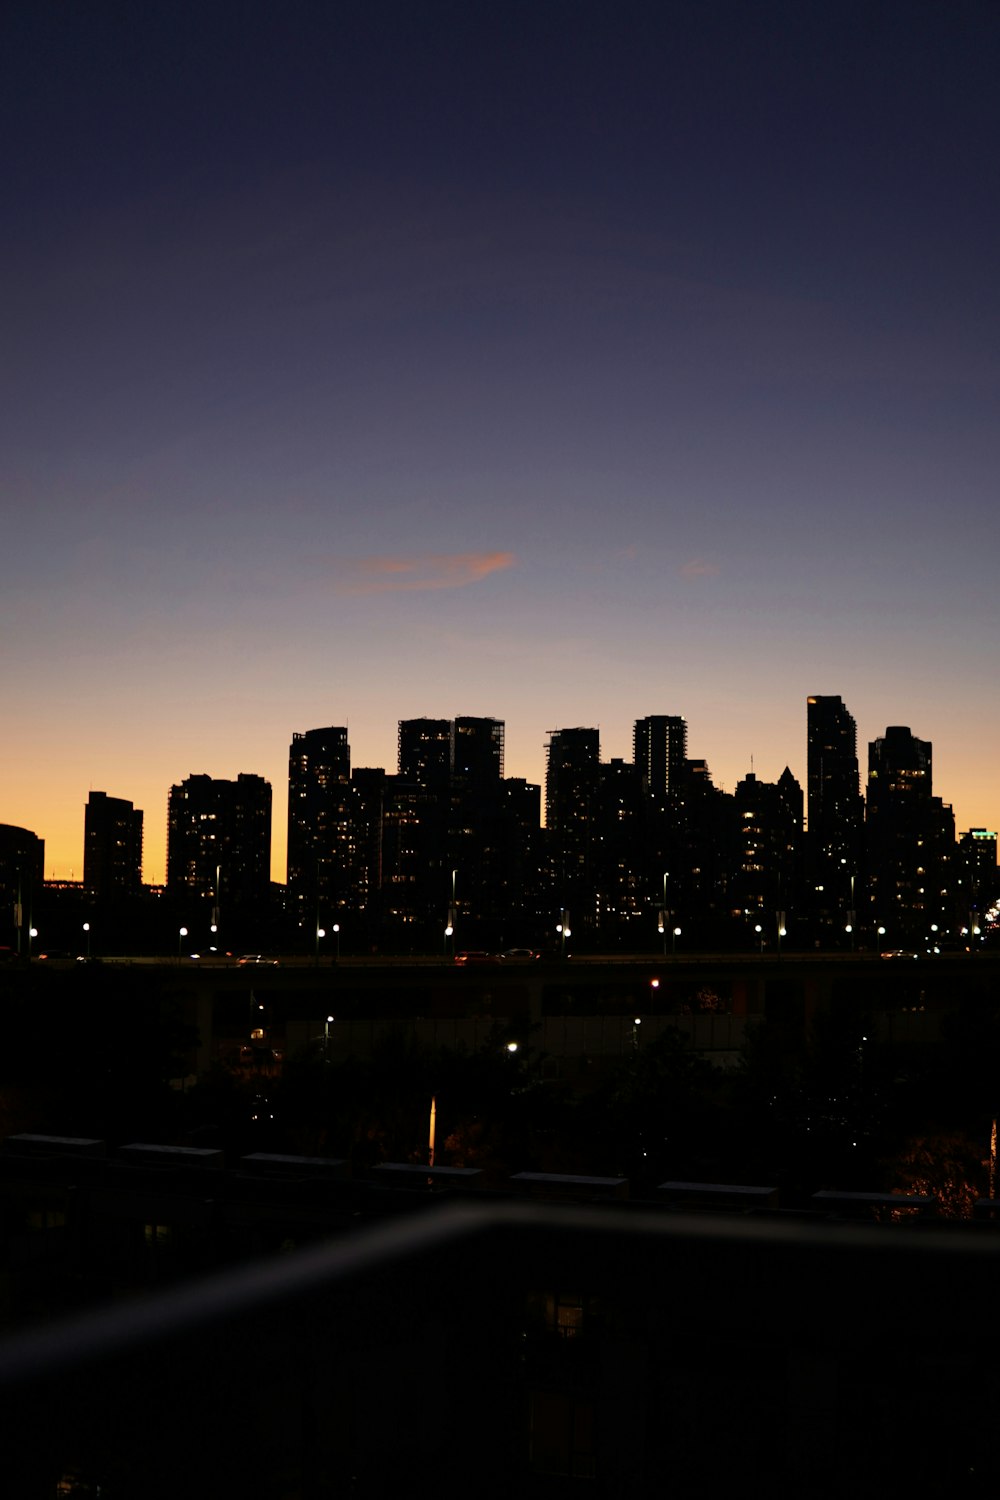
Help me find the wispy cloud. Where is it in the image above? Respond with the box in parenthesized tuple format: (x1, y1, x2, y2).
(680, 559, 720, 578)
(337, 551, 516, 595)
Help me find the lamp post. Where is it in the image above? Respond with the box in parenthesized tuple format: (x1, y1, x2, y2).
(557, 908, 571, 959)
(445, 869, 457, 959)
(315, 926, 325, 967)
(82, 922, 91, 959)
(332, 922, 340, 963)
(842, 863, 856, 952)
(672, 925, 681, 957)
(754, 923, 763, 955)
(178, 926, 188, 962)
(324, 1014, 334, 1060)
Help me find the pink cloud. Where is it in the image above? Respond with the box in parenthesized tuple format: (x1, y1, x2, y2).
(680, 559, 720, 578)
(337, 551, 516, 595)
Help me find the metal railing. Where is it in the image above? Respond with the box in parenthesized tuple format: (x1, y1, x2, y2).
(3, 1200, 1000, 1496)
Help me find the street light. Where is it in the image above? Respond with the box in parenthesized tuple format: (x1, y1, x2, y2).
(82, 921, 91, 959)
(659, 871, 669, 956)
(332, 922, 340, 962)
(672, 925, 681, 956)
(178, 926, 188, 961)
(754, 924, 763, 955)
(324, 1014, 334, 1060)
(315, 926, 325, 967)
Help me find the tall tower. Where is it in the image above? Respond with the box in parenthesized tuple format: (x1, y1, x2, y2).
(866, 725, 935, 935)
(633, 716, 688, 803)
(287, 726, 353, 923)
(451, 717, 504, 790)
(545, 728, 601, 918)
(83, 791, 143, 899)
(167, 773, 271, 908)
(398, 718, 452, 789)
(807, 695, 863, 882)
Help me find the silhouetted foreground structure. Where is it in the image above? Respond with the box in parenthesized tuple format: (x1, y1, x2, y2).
(2, 1183, 1000, 1496)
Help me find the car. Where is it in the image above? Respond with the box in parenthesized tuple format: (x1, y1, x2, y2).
(237, 954, 279, 966)
(881, 950, 919, 960)
(502, 948, 539, 961)
(454, 951, 501, 966)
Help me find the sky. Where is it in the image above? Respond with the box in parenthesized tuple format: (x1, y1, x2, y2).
(3, 0, 999, 884)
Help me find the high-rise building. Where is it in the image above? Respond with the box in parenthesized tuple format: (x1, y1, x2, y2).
(865, 726, 937, 937)
(83, 791, 143, 900)
(956, 828, 998, 934)
(807, 696, 863, 871)
(731, 768, 802, 917)
(167, 774, 271, 909)
(398, 718, 452, 789)
(957, 829, 997, 893)
(545, 728, 601, 919)
(451, 717, 504, 790)
(0, 823, 44, 953)
(595, 758, 646, 923)
(633, 716, 688, 804)
(286, 727, 353, 924)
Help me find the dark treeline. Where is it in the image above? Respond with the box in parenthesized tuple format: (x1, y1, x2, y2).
(2, 964, 998, 1213)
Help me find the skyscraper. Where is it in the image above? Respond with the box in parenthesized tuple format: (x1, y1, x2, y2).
(545, 728, 601, 919)
(167, 773, 271, 909)
(287, 727, 353, 925)
(633, 716, 688, 804)
(398, 718, 452, 789)
(806, 695, 863, 882)
(451, 717, 504, 790)
(83, 790, 143, 900)
(0, 823, 44, 953)
(865, 726, 936, 937)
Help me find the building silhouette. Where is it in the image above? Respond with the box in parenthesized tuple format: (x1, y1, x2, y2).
(166, 773, 272, 916)
(286, 727, 353, 931)
(865, 726, 954, 941)
(398, 718, 452, 791)
(633, 716, 688, 805)
(731, 769, 802, 921)
(83, 791, 143, 901)
(545, 728, 601, 925)
(807, 696, 863, 876)
(0, 824, 44, 954)
(957, 828, 998, 925)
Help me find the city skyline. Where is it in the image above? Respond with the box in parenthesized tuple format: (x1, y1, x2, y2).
(4, 2, 999, 883)
(6, 694, 997, 888)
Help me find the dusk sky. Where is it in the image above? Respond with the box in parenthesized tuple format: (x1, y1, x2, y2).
(3, 0, 999, 884)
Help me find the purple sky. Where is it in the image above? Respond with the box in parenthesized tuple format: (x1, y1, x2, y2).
(3, 1, 999, 882)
